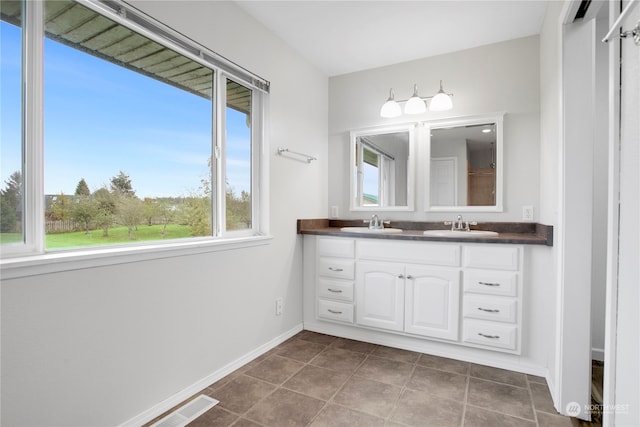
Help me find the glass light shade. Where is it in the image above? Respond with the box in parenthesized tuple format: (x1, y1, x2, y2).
(380, 99, 402, 118)
(429, 81, 453, 111)
(404, 84, 426, 114)
(404, 96, 426, 114)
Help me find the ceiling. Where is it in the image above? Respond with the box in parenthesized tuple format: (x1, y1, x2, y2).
(235, 1, 549, 76)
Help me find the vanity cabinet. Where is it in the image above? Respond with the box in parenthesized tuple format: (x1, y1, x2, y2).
(313, 237, 523, 354)
(461, 245, 521, 351)
(316, 238, 355, 324)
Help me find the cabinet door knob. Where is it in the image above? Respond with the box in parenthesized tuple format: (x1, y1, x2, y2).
(406, 275, 414, 279)
(477, 307, 500, 313)
(328, 267, 344, 272)
(398, 274, 404, 279)
(479, 281, 500, 287)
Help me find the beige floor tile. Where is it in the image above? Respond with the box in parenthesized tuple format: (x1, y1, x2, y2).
(470, 363, 529, 388)
(330, 337, 378, 354)
(283, 365, 349, 400)
(407, 365, 468, 401)
(391, 388, 464, 427)
(464, 405, 536, 427)
(418, 353, 471, 375)
(536, 410, 579, 427)
(309, 403, 386, 427)
(244, 355, 305, 385)
(354, 356, 414, 386)
(187, 406, 238, 427)
(530, 382, 559, 414)
(332, 376, 402, 418)
(310, 347, 367, 373)
(210, 375, 276, 414)
(275, 339, 327, 363)
(371, 345, 420, 364)
(468, 377, 535, 421)
(245, 388, 325, 427)
(296, 330, 338, 346)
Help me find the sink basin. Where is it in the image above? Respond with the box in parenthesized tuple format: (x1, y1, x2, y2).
(340, 227, 404, 234)
(423, 230, 499, 237)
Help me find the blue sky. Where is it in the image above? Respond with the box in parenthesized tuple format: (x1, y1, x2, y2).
(1, 20, 251, 199)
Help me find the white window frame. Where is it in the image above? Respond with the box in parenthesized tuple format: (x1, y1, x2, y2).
(0, 0, 271, 276)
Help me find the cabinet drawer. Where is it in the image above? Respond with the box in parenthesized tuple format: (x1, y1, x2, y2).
(318, 237, 355, 258)
(463, 296, 517, 323)
(463, 246, 519, 270)
(358, 240, 460, 266)
(318, 278, 354, 302)
(464, 270, 518, 297)
(462, 320, 518, 351)
(318, 258, 355, 279)
(318, 299, 354, 323)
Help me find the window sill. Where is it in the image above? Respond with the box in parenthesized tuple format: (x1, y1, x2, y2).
(0, 235, 273, 280)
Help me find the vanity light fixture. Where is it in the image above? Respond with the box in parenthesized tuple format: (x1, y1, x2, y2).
(380, 80, 453, 118)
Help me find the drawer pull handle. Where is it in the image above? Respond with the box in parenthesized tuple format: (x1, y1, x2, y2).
(328, 309, 343, 314)
(478, 333, 500, 339)
(406, 275, 414, 279)
(327, 288, 343, 293)
(477, 307, 500, 313)
(328, 267, 344, 272)
(398, 274, 404, 279)
(479, 281, 500, 287)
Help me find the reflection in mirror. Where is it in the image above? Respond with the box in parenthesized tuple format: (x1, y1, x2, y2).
(427, 115, 503, 212)
(350, 125, 414, 211)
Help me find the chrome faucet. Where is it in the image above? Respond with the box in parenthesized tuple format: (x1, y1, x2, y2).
(444, 214, 477, 232)
(369, 214, 382, 230)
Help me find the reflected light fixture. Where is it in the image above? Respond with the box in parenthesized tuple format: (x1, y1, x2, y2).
(380, 80, 453, 118)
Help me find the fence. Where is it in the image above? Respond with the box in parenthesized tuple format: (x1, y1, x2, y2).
(46, 220, 82, 233)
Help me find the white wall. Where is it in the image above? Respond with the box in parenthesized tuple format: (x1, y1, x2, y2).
(0, 1, 328, 426)
(328, 36, 540, 222)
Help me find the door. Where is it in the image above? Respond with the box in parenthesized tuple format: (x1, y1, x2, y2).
(404, 266, 460, 340)
(356, 261, 404, 331)
(430, 157, 457, 206)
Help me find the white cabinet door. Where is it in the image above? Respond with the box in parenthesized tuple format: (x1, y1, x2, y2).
(356, 261, 405, 332)
(404, 266, 460, 341)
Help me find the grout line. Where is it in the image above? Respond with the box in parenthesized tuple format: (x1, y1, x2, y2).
(460, 375, 470, 427)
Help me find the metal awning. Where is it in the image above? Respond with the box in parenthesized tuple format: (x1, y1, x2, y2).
(0, 0, 251, 114)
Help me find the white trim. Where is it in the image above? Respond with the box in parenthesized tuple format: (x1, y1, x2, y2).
(0, 235, 272, 279)
(423, 113, 505, 213)
(120, 323, 303, 427)
(602, 4, 622, 427)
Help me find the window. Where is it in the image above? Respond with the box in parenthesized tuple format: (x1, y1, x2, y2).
(0, 1, 24, 246)
(0, 0, 269, 257)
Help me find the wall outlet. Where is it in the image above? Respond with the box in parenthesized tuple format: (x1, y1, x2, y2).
(275, 298, 283, 316)
(522, 205, 534, 221)
(330, 205, 339, 218)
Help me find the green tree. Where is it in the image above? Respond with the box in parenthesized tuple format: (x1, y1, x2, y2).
(143, 198, 161, 226)
(110, 171, 135, 197)
(47, 193, 72, 221)
(93, 187, 117, 237)
(226, 188, 251, 230)
(118, 196, 143, 240)
(71, 196, 97, 234)
(74, 178, 91, 196)
(0, 171, 22, 233)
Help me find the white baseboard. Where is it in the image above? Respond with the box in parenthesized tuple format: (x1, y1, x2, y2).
(592, 347, 604, 361)
(121, 323, 303, 427)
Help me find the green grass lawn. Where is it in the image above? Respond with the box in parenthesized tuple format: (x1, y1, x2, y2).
(45, 224, 193, 249)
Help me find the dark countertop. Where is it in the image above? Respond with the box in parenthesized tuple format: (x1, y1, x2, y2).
(297, 219, 553, 246)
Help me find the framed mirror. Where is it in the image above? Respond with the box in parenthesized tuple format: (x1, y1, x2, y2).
(425, 114, 503, 212)
(350, 124, 415, 211)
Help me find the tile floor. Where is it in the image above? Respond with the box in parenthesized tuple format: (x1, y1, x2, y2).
(148, 331, 592, 427)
